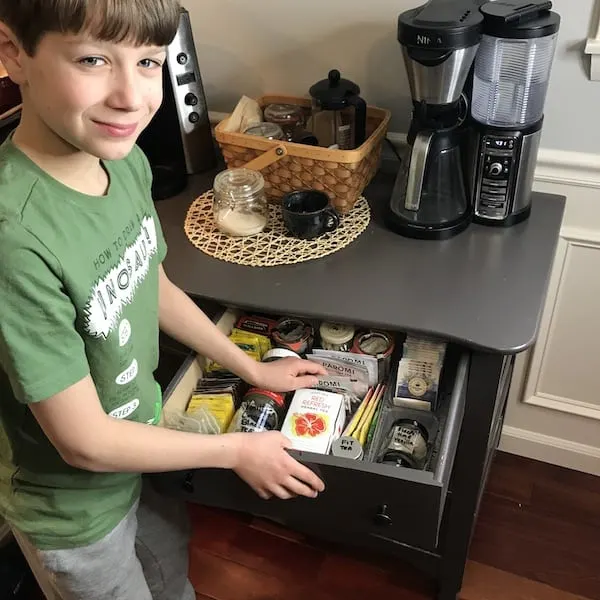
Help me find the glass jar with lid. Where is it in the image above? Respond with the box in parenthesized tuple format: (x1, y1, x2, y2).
(213, 168, 269, 237)
(244, 122, 284, 140)
(227, 388, 287, 433)
(264, 103, 305, 141)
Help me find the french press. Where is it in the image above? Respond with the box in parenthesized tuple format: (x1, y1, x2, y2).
(308, 69, 367, 150)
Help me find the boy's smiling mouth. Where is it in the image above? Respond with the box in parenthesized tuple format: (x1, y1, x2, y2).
(92, 120, 138, 138)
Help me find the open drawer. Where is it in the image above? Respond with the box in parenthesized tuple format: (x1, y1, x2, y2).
(149, 308, 470, 551)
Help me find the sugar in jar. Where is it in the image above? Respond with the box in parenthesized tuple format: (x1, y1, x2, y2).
(213, 168, 269, 237)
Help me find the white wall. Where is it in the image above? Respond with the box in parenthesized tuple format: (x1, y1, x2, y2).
(184, 0, 600, 154)
(542, 0, 600, 153)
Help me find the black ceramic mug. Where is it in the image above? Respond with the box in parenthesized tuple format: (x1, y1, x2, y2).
(281, 190, 340, 240)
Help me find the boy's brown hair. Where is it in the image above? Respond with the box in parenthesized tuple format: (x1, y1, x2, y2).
(0, 0, 181, 55)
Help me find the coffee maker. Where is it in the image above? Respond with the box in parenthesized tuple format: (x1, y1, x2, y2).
(385, 0, 560, 239)
(137, 8, 216, 201)
(385, 0, 485, 240)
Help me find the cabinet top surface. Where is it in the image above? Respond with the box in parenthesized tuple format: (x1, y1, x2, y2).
(156, 161, 565, 354)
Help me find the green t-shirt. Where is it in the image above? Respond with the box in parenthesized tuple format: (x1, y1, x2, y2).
(0, 138, 167, 550)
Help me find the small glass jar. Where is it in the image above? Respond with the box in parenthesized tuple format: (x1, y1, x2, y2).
(244, 122, 284, 140)
(379, 419, 429, 470)
(227, 389, 287, 433)
(213, 168, 269, 237)
(264, 103, 305, 141)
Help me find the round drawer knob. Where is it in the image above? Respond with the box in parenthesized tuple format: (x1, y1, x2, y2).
(373, 504, 392, 526)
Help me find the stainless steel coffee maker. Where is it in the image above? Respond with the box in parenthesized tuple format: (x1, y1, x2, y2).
(385, 0, 560, 239)
(385, 0, 486, 240)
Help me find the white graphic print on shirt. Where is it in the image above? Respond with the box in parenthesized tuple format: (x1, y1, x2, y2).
(83, 215, 158, 339)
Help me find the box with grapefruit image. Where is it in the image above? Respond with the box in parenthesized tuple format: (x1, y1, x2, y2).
(281, 388, 346, 454)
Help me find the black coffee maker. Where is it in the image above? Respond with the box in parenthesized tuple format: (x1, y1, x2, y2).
(137, 8, 216, 201)
(385, 0, 486, 240)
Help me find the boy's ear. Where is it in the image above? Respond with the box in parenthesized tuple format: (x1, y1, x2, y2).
(0, 22, 26, 85)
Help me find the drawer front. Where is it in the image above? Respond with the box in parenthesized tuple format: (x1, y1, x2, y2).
(150, 469, 440, 576)
(151, 460, 443, 546)
(151, 308, 469, 551)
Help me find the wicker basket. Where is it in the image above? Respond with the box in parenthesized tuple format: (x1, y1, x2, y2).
(214, 94, 391, 214)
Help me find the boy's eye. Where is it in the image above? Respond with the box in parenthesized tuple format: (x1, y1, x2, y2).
(79, 56, 106, 67)
(139, 59, 163, 69)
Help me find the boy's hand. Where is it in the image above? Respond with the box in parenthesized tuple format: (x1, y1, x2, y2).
(249, 357, 328, 393)
(232, 431, 325, 500)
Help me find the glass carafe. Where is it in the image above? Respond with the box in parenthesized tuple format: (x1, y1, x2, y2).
(389, 128, 469, 228)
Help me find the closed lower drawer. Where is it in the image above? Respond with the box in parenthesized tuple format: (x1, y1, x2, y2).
(149, 308, 470, 551)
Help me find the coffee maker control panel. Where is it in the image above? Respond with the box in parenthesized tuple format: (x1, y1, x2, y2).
(475, 134, 520, 220)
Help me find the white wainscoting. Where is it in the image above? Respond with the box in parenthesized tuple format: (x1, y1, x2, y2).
(522, 228, 600, 421)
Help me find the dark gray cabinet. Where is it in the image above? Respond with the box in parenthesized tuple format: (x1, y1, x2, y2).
(153, 162, 565, 599)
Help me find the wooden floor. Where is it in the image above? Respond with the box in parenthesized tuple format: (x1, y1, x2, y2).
(188, 452, 600, 600)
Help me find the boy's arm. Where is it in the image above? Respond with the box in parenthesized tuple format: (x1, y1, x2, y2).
(157, 266, 327, 392)
(29, 376, 324, 500)
(29, 266, 328, 499)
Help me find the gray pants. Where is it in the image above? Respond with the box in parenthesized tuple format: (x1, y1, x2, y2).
(12, 479, 195, 600)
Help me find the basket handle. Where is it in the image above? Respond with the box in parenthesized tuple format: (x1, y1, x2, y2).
(243, 144, 288, 172)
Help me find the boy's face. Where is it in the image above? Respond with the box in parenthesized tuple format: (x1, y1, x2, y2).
(17, 32, 166, 161)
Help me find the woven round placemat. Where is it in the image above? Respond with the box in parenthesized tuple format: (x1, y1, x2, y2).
(184, 190, 371, 267)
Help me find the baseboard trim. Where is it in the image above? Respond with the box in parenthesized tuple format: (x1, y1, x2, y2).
(499, 425, 600, 476)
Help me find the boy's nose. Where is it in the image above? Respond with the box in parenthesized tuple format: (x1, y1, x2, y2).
(107, 72, 144, 112)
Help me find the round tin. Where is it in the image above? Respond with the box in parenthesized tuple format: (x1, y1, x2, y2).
(262, 347, 301, 362)
(272, 318, 314, 355)
(319, 322, 355, 352)
(331, 436, 364, 460)
(352, 330, 395, 379)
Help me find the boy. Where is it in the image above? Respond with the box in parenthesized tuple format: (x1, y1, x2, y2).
(0, 1, 326, 599)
